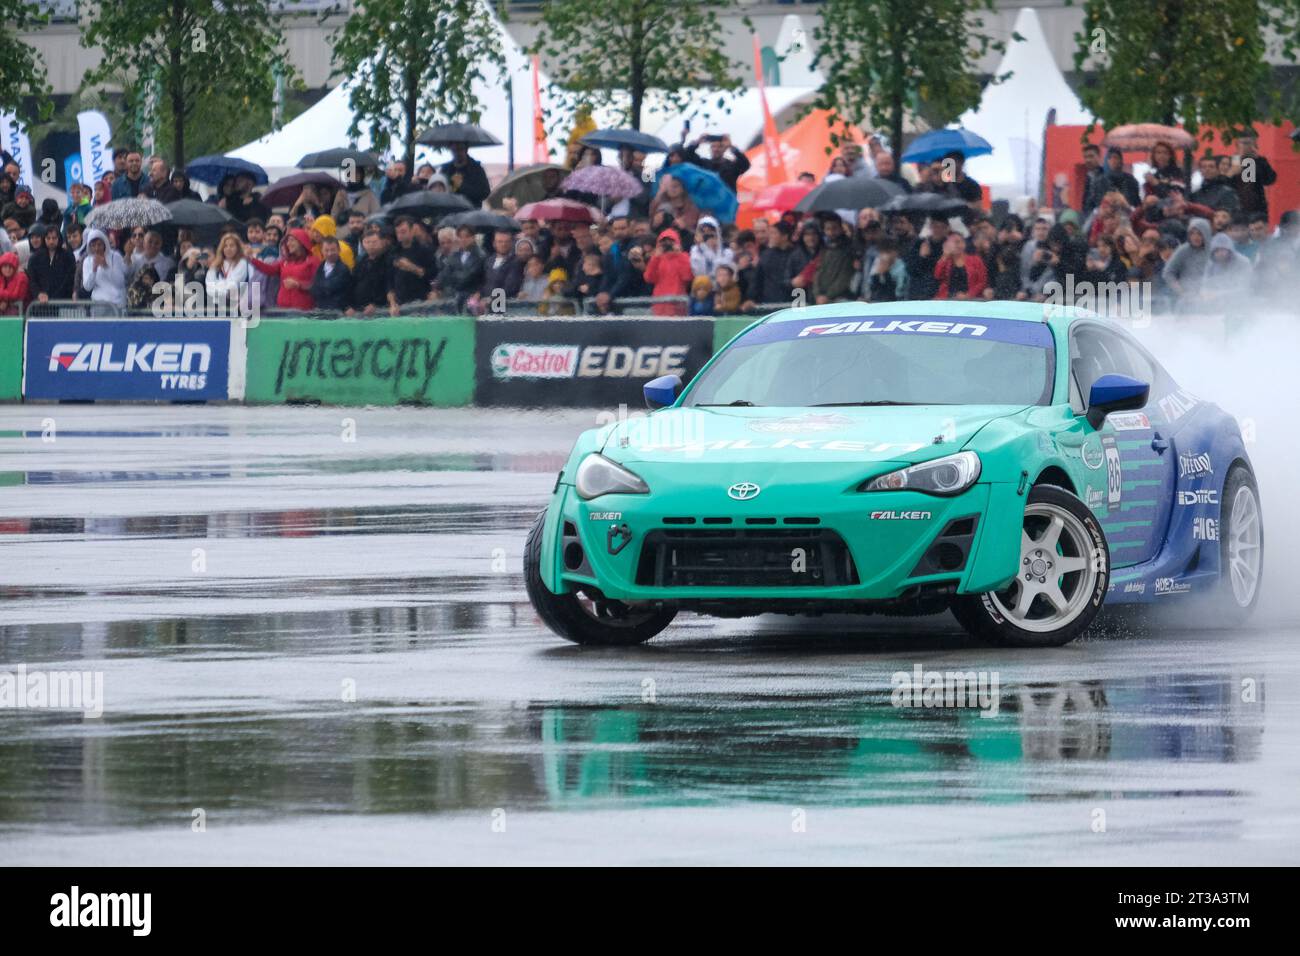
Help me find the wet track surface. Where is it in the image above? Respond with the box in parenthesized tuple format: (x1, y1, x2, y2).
(1, 406, 1298, 865)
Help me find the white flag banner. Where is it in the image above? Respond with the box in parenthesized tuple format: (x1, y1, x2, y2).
(0, 111, 36, 186)
(77, 110, 114, 189)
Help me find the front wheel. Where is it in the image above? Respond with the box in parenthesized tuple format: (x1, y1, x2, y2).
(524, 511, 676, 646)
(952, 485, 1109, 647)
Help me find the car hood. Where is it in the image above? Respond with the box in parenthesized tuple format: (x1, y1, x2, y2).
(600, 404, 1030, 466)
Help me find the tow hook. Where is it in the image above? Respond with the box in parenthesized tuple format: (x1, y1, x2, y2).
(607, 523, 632, 555)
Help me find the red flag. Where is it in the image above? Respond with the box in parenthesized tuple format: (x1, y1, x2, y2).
(532, 56, 549, 163)
(753, 35, 788, 186)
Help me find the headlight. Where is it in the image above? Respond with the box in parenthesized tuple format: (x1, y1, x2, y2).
(574, 453, 650, 499)
(862, 451, 981, 496)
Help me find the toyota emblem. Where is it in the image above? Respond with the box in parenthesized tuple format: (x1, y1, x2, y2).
(727, 482, 761, 501)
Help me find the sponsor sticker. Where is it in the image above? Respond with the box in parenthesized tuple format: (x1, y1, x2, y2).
(1108, 412, 1150, 431)
(1178, 451, 1213, 479)
(1177, 489, 1218, 506)
(490, 344, 689, 380)
(870, 510, 932, 520)
(1154, 576, 1192, 595)
(1081, 437, 1105, 470)
(748, 413, 854, 434)
(1193, 516, 1219, 541)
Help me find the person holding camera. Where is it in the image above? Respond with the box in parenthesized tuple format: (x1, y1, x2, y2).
(644, 228, 692, 315)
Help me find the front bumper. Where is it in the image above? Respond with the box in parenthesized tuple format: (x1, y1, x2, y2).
(540, 476, 1026, 604)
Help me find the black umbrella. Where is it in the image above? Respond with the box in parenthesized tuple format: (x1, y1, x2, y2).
(261, 171, 342, 208)
(881, 192, 971, 218)
(164, 199, 236, 228)
(442, 210, 521, 232)
(795, 177, 905, 212)
(383, 191, 475, 219)
(580, 129, 669, 154)
(416, 122, 501, 147)
(297, 148, 381, 170)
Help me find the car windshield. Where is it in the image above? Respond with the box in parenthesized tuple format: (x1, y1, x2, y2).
(686, 315, 1055, 408)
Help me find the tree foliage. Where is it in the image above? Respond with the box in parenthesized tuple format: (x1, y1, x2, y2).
(532, 0, 746, 132)
(81, 0, 286, 166)
(331, 0, 504, 170)
(812, 0, 1007, 164)
(1069, 0, 1300, 136)
(0, 0, 53, 123)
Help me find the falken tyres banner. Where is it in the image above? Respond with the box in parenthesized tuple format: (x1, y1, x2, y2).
(23, 319, 231, 401)
(475, 318, 715, 407)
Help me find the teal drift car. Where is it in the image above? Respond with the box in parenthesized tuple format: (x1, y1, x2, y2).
(525, 302, 1263, 647)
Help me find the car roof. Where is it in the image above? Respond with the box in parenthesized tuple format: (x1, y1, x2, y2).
(762, 300, 1098, 332)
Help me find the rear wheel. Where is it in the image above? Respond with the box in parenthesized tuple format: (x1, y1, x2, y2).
(524, 511, 676, 646)
(952, 485, 1109, 647)
(1213, 465, 1263, 622)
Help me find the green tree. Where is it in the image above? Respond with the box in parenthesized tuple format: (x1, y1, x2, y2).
(812, 0, 1008, 165)
(0, 0, 52, 123)
(1070, 0, 1300, 136)
(532, 0, 745, 132)
(331, 0, 504, 171)
(81, 0, 287, 166)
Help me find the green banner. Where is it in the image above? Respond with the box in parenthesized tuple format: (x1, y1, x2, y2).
(245, 315, 475, 406)
(0, 317, 22, 401)
(712, 316, 754, 353)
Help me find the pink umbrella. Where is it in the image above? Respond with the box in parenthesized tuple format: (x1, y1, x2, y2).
(516, 198, 600, 223)
(561, 165, 644, 199)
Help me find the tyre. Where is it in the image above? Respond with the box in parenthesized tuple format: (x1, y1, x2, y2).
(523, 510, 676, 646)
(1211, 464, 1263, 622)
(952, 484, 1109, 647)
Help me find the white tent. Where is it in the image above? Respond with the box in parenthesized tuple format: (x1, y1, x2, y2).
(774, 14, 823, 88)
(231, 7, 540, 178)
(958, 6, 1092, 200)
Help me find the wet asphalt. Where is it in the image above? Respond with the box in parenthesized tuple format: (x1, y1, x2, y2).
(0, 405, 1297, 865)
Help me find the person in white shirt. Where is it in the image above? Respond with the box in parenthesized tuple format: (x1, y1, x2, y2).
(205, 231, 253, 312)
(129, 228, 175, 281)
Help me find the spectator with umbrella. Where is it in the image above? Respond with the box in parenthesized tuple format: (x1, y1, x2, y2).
(225, 174, 271, 223)
(379, 161, 414, 206)
(80, 228, 130, 308)
(873, 152, 911, 193)
(440, 142, 491, 208)
(650, 173, 702, 235)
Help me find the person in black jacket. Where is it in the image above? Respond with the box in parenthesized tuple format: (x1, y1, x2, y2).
(691, 134, 751, 192)
(439, 143, 490, 208)
(310, 236, 352, 311)
(26, 225, 77, 302)
(479, 229, 524, 303)
(432, 225, 485, 307)
(348, 228, 394, 316)
(389, 216, 437, 305)
(1097, 148, 1141, 208)
(1230, 135, 1278, 217)
(743, 221, 796, 310)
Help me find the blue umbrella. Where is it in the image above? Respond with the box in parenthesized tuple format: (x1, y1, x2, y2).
(186, 155, 269, 186)
(654, 162, 738, 223)
(581, 129, 669, 154)
(900, 128, 993, 165)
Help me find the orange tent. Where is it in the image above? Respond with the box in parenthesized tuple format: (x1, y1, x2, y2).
(735, 109, 865, 228)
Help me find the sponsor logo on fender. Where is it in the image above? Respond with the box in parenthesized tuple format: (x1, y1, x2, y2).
(1177, 489, 1218, 506)
(1108, 412, 1150, 431)
(1178, 451, 1213, 479)
(1158, 389, 1198, 422)
(870, 510, 932, 520)
(1193, 516, 1219, 541)
(1154, 576, 1192, 595)
(1124, 581, 1146, 595)
(797, 320, 988, 338)
(588, 511, 622, 521)
(748, 413, 854, 434)
(491, 343, 688, 380)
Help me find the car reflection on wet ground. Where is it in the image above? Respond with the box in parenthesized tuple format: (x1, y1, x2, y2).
(0, 406, 1296, 864)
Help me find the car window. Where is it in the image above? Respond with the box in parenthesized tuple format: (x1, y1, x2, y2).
(1071, 325, 1153, 408)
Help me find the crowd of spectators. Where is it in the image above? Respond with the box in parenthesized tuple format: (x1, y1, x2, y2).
(1, 131, 1295, 320)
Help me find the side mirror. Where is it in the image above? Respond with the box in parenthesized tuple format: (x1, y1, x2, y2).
(1086, 373, 1150, 429)
(644, 374, 682, 410)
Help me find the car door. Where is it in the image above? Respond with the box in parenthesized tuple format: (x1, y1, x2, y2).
(1069, 323, 1176, 567)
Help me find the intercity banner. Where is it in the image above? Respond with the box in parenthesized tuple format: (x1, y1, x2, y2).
(23, 319, 231, 401)
(475, 318, 715, 407)
(77, 110, 113, 189)
(0, 111, 36, 186)
(244, 315, 475, 406)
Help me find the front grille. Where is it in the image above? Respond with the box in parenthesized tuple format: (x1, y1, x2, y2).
(635, 528, 859, 588)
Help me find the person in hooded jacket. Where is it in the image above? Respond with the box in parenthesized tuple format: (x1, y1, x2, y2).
(79, 227, 130, 308)
(1162, 217, 1212, 307)
(643, 228, 693, 315)
(688, 215, 734, 277)
(0, 251, 30, 314)
(1200, 232, 1253, 312)
(26, 224, 76, 302)
(249, 227, 320, 310)
(309, 214, 355, 268)
(169, 169, 202, 202)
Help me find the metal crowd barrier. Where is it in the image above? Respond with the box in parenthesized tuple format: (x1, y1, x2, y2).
(23, 300, 125, 320)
